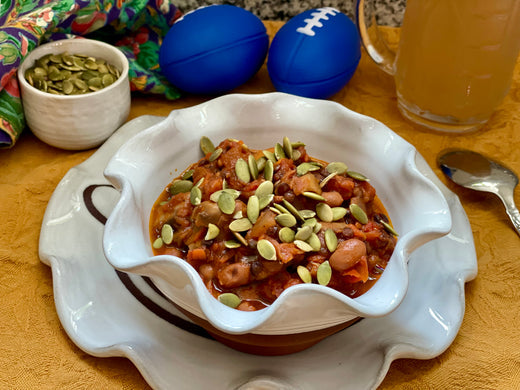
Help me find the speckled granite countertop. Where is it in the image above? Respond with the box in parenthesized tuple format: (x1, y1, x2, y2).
(174, 0, 406, 26)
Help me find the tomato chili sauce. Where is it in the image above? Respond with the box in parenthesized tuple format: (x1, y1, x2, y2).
(149, 137, 397, 312)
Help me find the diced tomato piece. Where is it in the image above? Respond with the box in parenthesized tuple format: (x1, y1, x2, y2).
(291, 173, 322, 195)
(342, 256, 369, 283)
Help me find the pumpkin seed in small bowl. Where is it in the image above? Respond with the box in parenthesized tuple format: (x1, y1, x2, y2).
(17, 38, 130, 150)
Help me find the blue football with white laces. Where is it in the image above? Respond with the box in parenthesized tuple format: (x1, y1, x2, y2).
(159, 5, 269, 95)
(267, 7, 361, 99)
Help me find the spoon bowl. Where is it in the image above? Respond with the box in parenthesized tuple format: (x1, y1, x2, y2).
(438, 149, 520, 236)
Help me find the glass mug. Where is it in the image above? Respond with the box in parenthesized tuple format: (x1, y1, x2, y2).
(356, 0, 520, 133)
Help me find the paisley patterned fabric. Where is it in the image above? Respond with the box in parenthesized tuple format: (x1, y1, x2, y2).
(0, 0, 182, 148)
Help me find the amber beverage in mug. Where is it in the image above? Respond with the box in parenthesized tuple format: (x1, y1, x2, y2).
(357, 0, 520, 133)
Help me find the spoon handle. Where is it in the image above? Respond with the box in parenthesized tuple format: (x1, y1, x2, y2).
(498, 186, 520, 237)
(505, 206, 520, 237)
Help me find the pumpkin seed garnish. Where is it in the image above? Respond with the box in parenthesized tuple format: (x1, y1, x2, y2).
(292, 149, 301, 161)
(255, 180, 274, 198)
(326, 162, 348, 175)
(303, 191, 326, 201)
(218, 293, 241, 308)
(224, 240, 241, 248)
(282, 199, 304, 222)
(262, 150, 277, 163)
(269, 206, 282, 215)
(317, 261, 332, 286)
(256, 156, 267, 172)
(152, 237, 164, 249)
(205, 223, 220, 240)
(302, 217, 318, 228)
(161, 224, 174, 245)
(316, 202, 333, 222)
(294, 240, 314, 252)
(274, 143, 286, 160)
(232, 231, 248, 246)
(200, 136, 215, 155)
(282, 136, 293, 159)
(381, 221, 399, 236)
(193, 177, 204, 187)
(296, 162, 321, 176)
(209, 190, 223, 203)
(217, 191, 235, 214)
(258, 194, 274, 209)
(248, 154, 259, 179)
(169, 180, 193, 195)
(295, 225, 313, 241)
(350, 203, 368, 224)
(210, 188, 241, 203)
(347, 171, 369, 181)
(225, 188, 241, 199)
(275, 213, 297, 228)
(292, 141, 306, 148)
(208, 148, 222, 162)
(190, 186, 202, 206)
(320, 172, 337, 188)
(313, 222, 322, 233)
(297, 266, 312, 283)
(272, 203, 291, 215)
(233, 210, 243, 219)
(307, 233, 321, 251)
(279, 227, 296, 243)
(324, 229, 338, 252)
(247, 195, 260, 224)
(299, 209, 316, 219)
(332, 207, 348, 221)
(264, 159, 274, 181)
(257, 239, 277, 261)
(235, 158, 250, 183)
(181, 169, 194, 180)
(229, 218, 253, 232)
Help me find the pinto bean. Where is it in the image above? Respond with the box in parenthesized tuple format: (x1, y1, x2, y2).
(321, 191, 344, 207)
(192, 201, 222, 227)
(250, 259, 284, 281)
(217, 262, 251, 288)
(199, 263, 215, 282)
(329, 238, 367, 272)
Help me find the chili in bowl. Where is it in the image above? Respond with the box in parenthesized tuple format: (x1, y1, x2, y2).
(103, 93, 452, 355)
(149, 136, 398, 312)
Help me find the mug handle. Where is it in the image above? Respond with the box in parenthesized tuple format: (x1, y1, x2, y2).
(355, 0, 397, 76)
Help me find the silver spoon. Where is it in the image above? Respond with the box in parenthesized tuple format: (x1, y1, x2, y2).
(438, 149, 520, 236)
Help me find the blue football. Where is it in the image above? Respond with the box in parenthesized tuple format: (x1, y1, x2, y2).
(267, 7, 361, 99)
(159, 5, 269, 95)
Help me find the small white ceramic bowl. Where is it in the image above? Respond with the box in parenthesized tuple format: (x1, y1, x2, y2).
(103, 93, 451, 353)
(17, 38, 130, 150)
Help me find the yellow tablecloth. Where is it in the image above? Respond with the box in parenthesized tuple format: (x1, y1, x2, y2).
(1, 22, 519, 389)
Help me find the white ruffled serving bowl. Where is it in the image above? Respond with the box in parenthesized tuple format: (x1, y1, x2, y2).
(102, 93, 451, 354)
